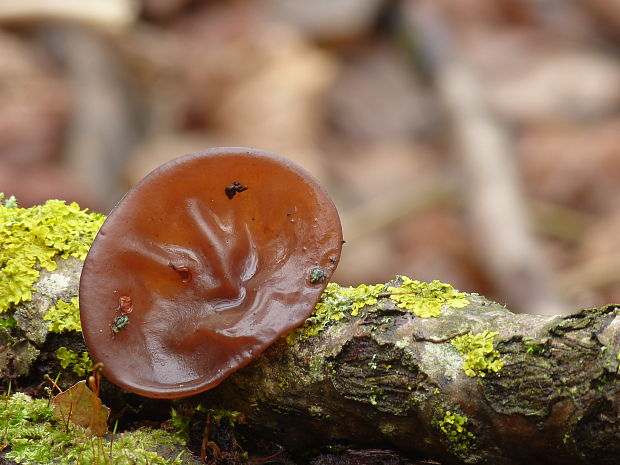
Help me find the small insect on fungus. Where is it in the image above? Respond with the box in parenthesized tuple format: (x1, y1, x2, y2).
(111, 296, 132, 335)
(112, 314, 129, 334)
(225, 181, 249, 199)
(309, 267, 327, 284)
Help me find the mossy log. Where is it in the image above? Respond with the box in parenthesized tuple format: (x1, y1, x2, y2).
(206, 294, 620, 465)
(2, 255, 619, 465)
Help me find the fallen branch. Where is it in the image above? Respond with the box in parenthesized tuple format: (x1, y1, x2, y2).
(2, 255, 619, 465)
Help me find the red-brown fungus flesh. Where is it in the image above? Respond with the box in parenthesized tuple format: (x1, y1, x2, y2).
(79, 148, 343, 399)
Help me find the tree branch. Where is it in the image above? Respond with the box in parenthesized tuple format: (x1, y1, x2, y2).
(2, 256, 619, 465)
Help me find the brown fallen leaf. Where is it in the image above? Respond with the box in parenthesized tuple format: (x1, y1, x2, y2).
(53, 380, 110, 436)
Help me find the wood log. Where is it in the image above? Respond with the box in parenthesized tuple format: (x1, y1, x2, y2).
(2, 254, 619, 465)
(205, 287, 619, 465)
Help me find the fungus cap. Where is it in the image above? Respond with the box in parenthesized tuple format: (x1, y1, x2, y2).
(79, 148, 343, 398)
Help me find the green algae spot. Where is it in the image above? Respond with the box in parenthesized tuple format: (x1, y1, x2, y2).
(452, 330, 503, 377)
(0, 392, 186, 465)
(433, 409, 476, 454)
(386, 276, 469, 318)
(286, 282, 385, 343)
(55, 347, 93, 377)
(44, 297, 82, 333)
(0, 194, 105, 313)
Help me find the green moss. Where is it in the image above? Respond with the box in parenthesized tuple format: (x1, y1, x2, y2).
(277, 374, 290, 390)
(386, 277, 469, 318)
(1, 392, 186, 464)
(55, 347, 93, 377)
(168, 405, 242, 444)
(0, 194, 105, 313)
(433, 409, 476, 454)
(45, 297, 82, 333)
(0, 314, 16, 329)
(203, 408, 243, 428)
(286, 282, 385, 343)
(523, 337, 547, 356)
(452, 330, 504, 377)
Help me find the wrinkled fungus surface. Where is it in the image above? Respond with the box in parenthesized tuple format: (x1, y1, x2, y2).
(79, 148, 343, 398)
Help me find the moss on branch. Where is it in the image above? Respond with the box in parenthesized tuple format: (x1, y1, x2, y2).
(1, 196, 619, 465)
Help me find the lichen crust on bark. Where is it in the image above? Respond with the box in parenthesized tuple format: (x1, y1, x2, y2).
(205, 283, 620, 465)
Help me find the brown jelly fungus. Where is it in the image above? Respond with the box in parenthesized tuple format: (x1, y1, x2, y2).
(79, 147, 343, 398)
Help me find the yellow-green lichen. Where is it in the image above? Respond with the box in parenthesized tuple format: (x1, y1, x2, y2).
(318, 282, 385, 318)
(44, 297, 82, 333)
(434, 409, 476, 454)
(0, 392, 186, 464)
(55, 347, 93, 377)
(286, 282, 385, 343)
(452, 330, 504, 377)
(0, 194, 105, 313)
(386, 277, 469, 318)
(285, 277, 471, 343)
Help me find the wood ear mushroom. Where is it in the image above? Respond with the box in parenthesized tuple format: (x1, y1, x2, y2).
(79, 148, 343, 399)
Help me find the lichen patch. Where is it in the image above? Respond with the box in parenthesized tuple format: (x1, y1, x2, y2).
(0, 194, 105, 313)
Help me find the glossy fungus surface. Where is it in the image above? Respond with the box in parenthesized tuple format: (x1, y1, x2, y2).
(79, 148, 343, 398)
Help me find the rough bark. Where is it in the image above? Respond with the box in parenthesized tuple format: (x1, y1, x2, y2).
(2, 257, 619, 465)
(206, 298, 619, 465)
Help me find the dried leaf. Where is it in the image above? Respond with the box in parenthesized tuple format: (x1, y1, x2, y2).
(53, 380, 109, 436)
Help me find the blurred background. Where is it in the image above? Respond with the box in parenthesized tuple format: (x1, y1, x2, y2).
(1, 0, 620, 314)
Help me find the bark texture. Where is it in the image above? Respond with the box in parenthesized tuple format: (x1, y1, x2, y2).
(2, 257, 619, 465)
